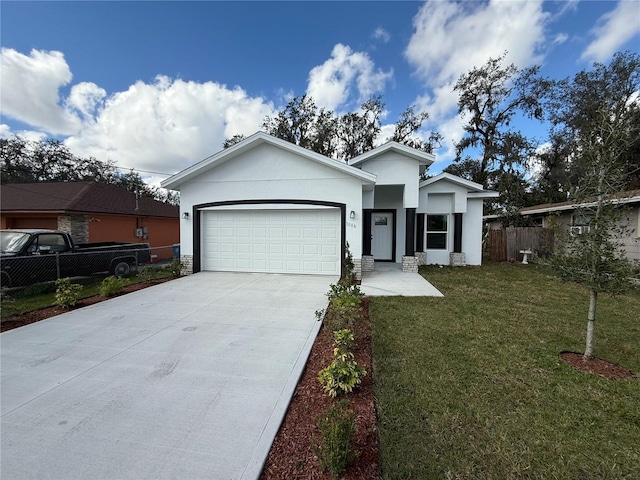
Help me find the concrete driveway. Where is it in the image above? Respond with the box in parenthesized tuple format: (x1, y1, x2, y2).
(1, 272, 334, 480)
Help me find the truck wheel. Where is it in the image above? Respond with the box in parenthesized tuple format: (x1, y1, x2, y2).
(1, 272, 10, 289)
(113, 261, 131, 277)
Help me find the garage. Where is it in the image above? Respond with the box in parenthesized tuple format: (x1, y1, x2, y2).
(201, 208, 341, 275)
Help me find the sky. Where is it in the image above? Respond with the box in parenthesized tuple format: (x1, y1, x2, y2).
(1, 0, 639, 187)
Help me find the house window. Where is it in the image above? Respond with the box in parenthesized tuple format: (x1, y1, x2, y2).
(426, 214, 448, 249)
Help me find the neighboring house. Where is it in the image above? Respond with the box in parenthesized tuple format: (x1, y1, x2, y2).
(486, 190, 640, 262)
(1, 182, 179, 258)
(161, 132, 498, 278)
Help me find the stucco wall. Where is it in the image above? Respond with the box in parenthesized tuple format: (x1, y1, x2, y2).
(462, 199, 485, 265)
(357, 154, 420, 208)
(178, 142, 365, 259)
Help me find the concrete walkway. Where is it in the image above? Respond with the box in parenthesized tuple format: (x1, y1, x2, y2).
(1, 272, 335, 480)
(360, 262, 443, 297)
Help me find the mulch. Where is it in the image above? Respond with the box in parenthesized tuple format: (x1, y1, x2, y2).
(559, 351, 637, 379)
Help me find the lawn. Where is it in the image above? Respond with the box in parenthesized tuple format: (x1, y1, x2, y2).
(371, 262, 640, 479)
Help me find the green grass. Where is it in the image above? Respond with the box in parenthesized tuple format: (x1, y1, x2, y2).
(372, 262, 640, 480)
(1, 264, 178, 318)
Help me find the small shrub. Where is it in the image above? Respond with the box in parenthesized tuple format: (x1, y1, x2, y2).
(342, 241, 357, 286)
(324, 281, 363, 331)
(0, 294, 17, 317)
(54, 277, 83, 308)
(99, 275, 126, 297)
(166, 258, 184, 277)
(314, 399, 358, 477)
(136, 266, 157, 283)
(318, 329, 367, 397)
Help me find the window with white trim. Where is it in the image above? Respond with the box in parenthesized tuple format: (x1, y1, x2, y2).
(426, 214, 448, 249)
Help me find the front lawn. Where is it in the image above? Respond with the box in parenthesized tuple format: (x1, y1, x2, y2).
(372, 262, 639, 479)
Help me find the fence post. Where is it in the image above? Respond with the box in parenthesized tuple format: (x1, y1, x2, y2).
(56, 252, 61, 279)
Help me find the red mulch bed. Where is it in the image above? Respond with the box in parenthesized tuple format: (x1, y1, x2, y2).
(260, 297, 378, 479)
(560, 351, 637, 379)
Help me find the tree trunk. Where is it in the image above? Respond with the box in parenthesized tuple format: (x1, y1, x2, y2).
(584, 289, 597, 361)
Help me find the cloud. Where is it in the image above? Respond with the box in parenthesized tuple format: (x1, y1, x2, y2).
(306, 43, 393, 111)
(0, 48, 275, 179)
(372, 27, 391, 44)
(404, 0, 549, 162)
(65, 76, 274, 176)
(0, 48, 82, 135)
(580, 0, 640, 63)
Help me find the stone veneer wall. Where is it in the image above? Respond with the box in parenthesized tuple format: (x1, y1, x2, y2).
(402, 255, 418, 273)
(415, 252, 427, 266)
(449, 252, 466, 266)
(352, 258, 362, 281)
(361, 255, 374, 272)
(180, 255, 194, 275)
(57, 215, 89, 243)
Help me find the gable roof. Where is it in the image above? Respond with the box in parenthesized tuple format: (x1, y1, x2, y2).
(519, 189, 640, 216)
(348, 141, 435, 167)
(419, 173, 499, 198)
(161, 131, 376, 190)
(1, 182, 179, 218)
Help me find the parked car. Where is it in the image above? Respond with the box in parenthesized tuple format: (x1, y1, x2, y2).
(1, 229, 151, 288)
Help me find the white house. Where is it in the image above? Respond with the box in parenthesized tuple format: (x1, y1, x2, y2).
(161, 132, 498, 278)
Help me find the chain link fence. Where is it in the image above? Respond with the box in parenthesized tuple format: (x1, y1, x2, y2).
(1, 245, 178, 290)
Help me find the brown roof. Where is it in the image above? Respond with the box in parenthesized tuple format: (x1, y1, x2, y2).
(520, 189, 640, 215)
(1, 182, 179, 218)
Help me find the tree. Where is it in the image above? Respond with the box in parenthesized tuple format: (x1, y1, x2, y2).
(452, 52, 548, 212)
(545, 51, 640, 361)
(244, 94, 438, 162)
(0, 136, 178, 205)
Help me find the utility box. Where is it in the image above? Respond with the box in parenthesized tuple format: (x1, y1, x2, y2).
(172, 244, 180, 259)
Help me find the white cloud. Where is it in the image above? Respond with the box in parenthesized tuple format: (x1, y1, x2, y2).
(0, 48, 83, 135)
(306, 43, 393, 111)
(372, 27, 391, 44)
(65, 75, 274, 175)
(581, 0, 640, 63)
(0, 48, 276, 178)
(404, 0, 549, 163)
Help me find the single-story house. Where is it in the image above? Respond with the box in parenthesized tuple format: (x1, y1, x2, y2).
(486, 190, 640, 262)
(1, 182, 179, 258)
(161, 132, 498, 278)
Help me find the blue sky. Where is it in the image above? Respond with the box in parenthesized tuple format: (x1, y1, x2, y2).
(1, 1, 639, 185)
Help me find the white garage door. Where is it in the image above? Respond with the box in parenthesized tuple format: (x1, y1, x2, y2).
(202, 208, 341, 275)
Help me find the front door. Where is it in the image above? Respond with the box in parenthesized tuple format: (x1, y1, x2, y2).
(371, 211, 394, 261)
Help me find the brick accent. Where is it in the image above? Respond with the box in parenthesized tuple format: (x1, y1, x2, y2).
(449, 252, 466, 266)
(415, 252, 427, 266)
(180, 255, 194, 275)
(402, 255, 419, 273)
(361, 255, 374, 272)
(57, 215, 89, 244)
(352, 258, 362, 281)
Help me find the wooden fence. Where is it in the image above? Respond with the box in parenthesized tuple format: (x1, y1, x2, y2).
(488, 227, 554, 262)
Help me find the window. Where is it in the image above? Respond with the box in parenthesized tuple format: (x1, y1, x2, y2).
(426, 214, 448, 249)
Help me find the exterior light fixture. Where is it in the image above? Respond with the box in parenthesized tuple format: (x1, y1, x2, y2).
(182, 212, 189, 219)
(350, 210, 356, 219)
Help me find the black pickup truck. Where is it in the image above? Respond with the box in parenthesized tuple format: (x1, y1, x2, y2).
(1, 229, 151, 288)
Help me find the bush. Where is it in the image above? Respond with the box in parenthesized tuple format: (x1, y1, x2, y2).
(324, 281, 364, 331)
(314, 399, 358, 477)
(0, 294, 17, 317)
(99, 275, 126, 297)
(54, 277, 83, 308)
(166, 258, 184, 277)
(136, 266, 157, 283)
(318, 329, 367, 397)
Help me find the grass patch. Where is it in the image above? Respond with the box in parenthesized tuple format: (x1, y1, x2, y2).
(372, 261, 640, 479)
(1, 264, 179, 318)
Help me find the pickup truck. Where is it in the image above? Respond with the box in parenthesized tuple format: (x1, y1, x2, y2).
(1, 229, 151, 288)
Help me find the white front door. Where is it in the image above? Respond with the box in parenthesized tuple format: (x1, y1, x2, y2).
(371, 212, 394, 261)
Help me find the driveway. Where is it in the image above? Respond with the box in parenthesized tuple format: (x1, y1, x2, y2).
(1, 272, 334, 480)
